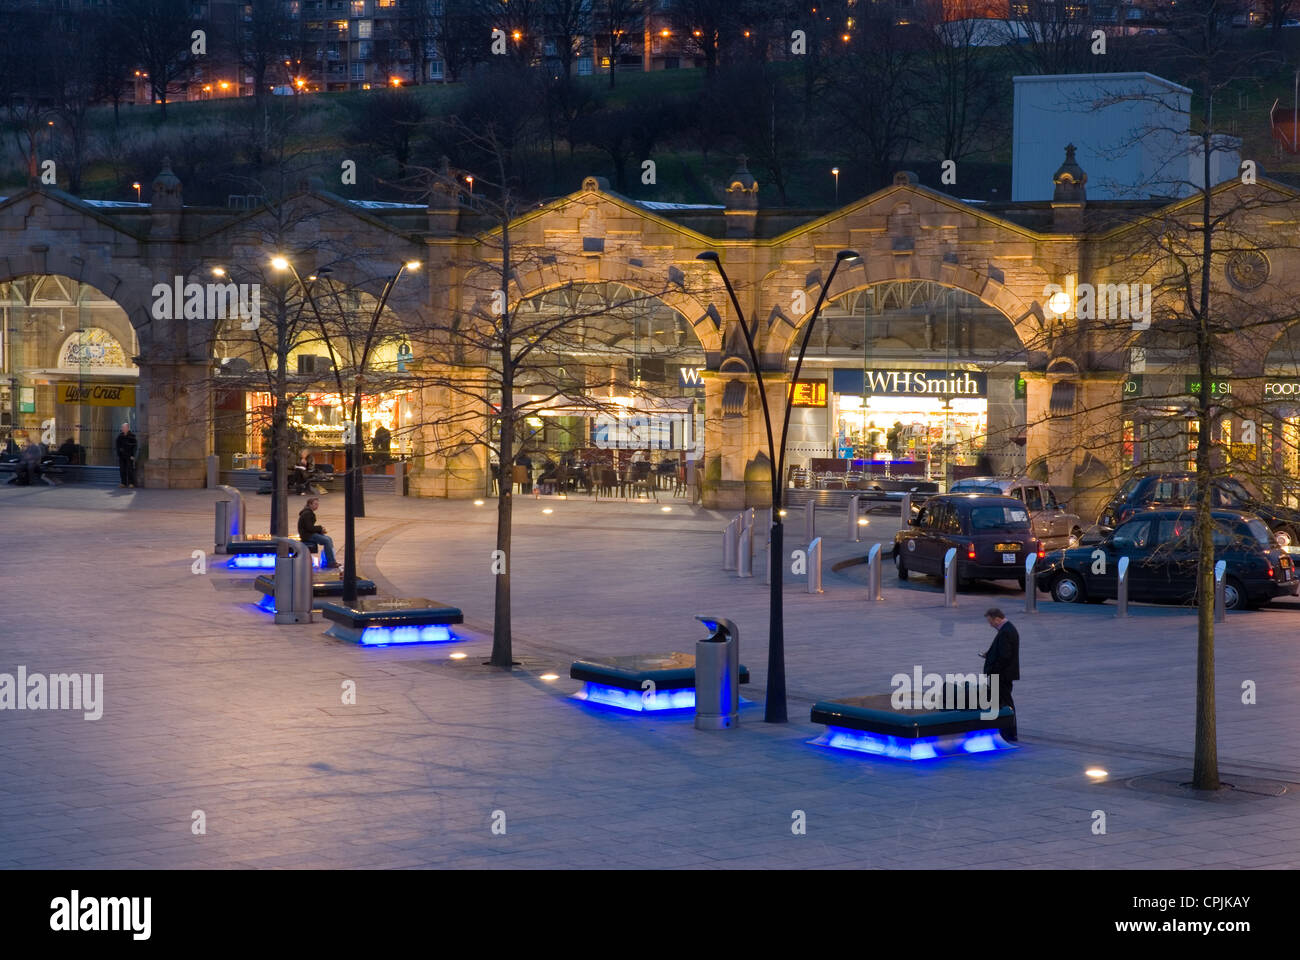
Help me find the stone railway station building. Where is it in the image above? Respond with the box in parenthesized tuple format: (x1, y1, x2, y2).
(4, 151, 1300, 516)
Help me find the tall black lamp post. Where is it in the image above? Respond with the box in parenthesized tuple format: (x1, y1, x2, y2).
(696, 248, 860, 723)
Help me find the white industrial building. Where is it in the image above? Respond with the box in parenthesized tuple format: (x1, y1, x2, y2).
(1012, 72, 1242, 202)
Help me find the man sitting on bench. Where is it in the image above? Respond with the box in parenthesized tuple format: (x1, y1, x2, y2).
(10, 437, 51, 486)
(298, 497, 338, 569)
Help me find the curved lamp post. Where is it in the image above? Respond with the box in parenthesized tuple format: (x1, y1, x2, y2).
(274, 256, 421, 604)
(696, 248, 860, 723)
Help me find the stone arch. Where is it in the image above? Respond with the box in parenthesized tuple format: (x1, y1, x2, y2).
(473, 265, 719, 356)
(768, 265, 1037, 361)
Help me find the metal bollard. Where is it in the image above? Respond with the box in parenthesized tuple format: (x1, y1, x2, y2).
(808, 536, 824, 594)
(393, 461, 406, 497)
(214, 484, 245, 553)
(805, 501, 816, 543)
(694, 616, 740, 730)
(273, 537, 313, 624)
(215, 499, 231, 554)
(722, 517, 739, 570)
(738, 516, 754, 578)
(943, 547, 958, 607)
(206, 454, 219, 489)
(1024, 554, 1038, 614)
(867, 542, 883, 601)
(900, 493, 913, 532)
(849, 495, 861, 542)
(1116, 556, 1130, 617)
(1214, 559, 1226, 622)
(744, 507, 755, 554)
(764, 540, 771, 585)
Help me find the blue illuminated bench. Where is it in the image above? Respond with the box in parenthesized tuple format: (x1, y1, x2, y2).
(809, 693, 1015, 760)
(570, 652, 751, 712)
(318, 596, 463, 646)
(223, 535, 323, 570)
(253, 572, 377, 612)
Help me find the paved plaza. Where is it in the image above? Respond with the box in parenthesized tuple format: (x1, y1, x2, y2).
(2, 484, 1299, 869)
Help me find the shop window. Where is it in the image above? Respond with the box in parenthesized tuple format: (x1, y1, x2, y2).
(1187, 419, 1200, 470)
(1122, 419, 1136, 466)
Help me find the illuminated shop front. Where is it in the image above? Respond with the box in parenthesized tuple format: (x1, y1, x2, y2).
(792, 281, 1027, 478)
(830, 368, 989, 475)
(1, 278, 139, 466)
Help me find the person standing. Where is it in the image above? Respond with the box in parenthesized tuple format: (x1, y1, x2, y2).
(298, 497, 338, 569)
(981, 607, 1020, 741)
(116, 422, 138, 488)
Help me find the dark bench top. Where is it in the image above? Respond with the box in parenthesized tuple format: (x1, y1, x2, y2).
(811, 693, 1013, 739)
(254, 573, 376, 597)
(571, 651, 751, 690)
(318, 596, 464, 628)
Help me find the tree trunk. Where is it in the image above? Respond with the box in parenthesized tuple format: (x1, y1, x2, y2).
(491, 222, 514, 669)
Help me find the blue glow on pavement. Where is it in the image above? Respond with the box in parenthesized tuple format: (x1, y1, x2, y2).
(573, 682, 696, 712)
(226, 552, 322, 570)
(811, 726, 1014, 761)
(358, 624, 454, 646)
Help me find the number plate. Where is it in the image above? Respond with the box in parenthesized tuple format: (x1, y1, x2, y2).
(1286, 568, 1294, 581)
(1002, 553, 1015, 564)
(994, 543, 1021, 552)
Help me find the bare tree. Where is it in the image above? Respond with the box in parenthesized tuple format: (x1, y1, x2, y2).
(408, 131, 690, 668)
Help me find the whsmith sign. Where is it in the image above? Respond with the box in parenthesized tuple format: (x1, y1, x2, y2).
(832, 369, 988, 397)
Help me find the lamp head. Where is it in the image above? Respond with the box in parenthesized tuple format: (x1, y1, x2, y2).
(695, 251, 720, 263)
(837, 250, 861, 263)
(404, 260, 422, 271)
(211, 267, 226, 278)
(270, 256, 290, 272)
(317, 266, 333, 277)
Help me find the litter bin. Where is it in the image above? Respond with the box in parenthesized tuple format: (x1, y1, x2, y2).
(694, 615, 740, 730)
(273, 537, 313, 624)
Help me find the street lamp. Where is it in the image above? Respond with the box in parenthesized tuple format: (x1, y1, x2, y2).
(831, 167, 840, 204)
(132, 182, 141, 202)
(465, 175, 474, 197)
(696, 247, 861, 723)
(276, 256, 421, 603)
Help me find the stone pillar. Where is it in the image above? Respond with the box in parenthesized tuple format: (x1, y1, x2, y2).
(407, 362, 489, 498)
(703, 370, 787, 509)
(137, 360, 211, 488)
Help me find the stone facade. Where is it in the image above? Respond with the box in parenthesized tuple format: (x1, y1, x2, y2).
(3, 157, 1298, 510)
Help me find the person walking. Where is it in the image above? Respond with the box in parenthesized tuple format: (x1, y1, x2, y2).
(116, 422, 138, 488)
(981, 607, 1020, 741)
(298, 497, 338, 569)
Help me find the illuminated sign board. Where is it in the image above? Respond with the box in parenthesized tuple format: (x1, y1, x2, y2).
(788, 379, 827, 407)
(832, 369, 988, 397)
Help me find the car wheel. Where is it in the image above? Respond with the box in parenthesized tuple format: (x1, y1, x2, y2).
(1068, 527, 1082, 549)
(895, 549, 908, 580)
(1223, 577, 1249, 611)
(1274, 526, 1297, 549)
(1051, 572, 1087, 604)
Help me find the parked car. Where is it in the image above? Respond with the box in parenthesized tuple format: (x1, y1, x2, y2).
(1037, 508, 1298, 610)
(894, 494, 1044, 589)
(949, 476, 1084, 549)
(1096, 472, 1300, 547)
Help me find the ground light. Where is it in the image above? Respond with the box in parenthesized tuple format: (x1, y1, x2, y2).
(358, 625, 454, 647)
(1086, 767, 1109, 780)
(227, 552, 322, 570)
(575, 683, 697, 712)
(542, 508, 553, 514)
(448, 652, 467, 660)
(661, 506, 672, 513)
(539, 673, 558, 681)
(473, 499, 484, 506)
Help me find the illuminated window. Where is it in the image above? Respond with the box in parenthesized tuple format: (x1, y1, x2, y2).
(357, 19, 372, 38)
(351, 0, 365, 15)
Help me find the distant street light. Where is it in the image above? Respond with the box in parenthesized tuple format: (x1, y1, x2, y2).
(132, 182, 141, 202)
(831, 167, 840, 204)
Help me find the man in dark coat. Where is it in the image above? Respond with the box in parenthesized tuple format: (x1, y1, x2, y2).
(298, 497, 337, 568)
(982, 607, 1020, 741)
(116, 422, 138, 487)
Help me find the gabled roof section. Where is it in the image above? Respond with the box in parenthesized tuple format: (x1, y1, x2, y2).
(0, 185, 150, 240)
(1093, 174, 1300, 243)
(495, 180, 720, 246)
